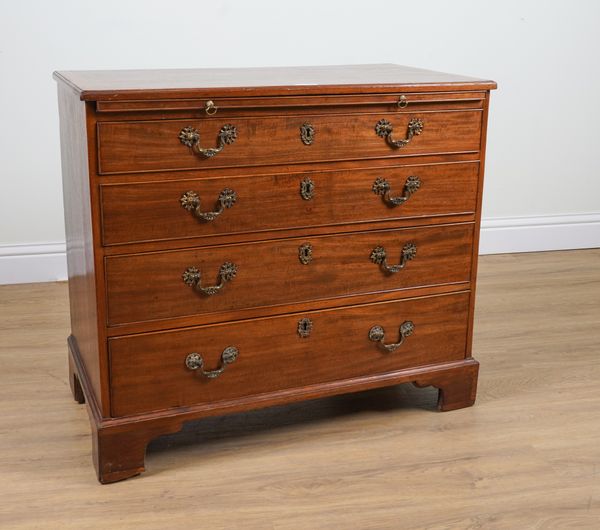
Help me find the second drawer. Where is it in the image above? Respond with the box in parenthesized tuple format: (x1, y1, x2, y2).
(100, 162, 480, 246)
(105, 223, 474, 326)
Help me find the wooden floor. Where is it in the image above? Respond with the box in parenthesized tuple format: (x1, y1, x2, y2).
(0, 250, 599, 529)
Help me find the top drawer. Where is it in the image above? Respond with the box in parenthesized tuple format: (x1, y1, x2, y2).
(96, 102, 483, 175)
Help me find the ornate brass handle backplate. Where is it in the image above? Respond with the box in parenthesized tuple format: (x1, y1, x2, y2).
(185, 346, 239, 379)
(375, 118, 424, 148)
(180, 189, 237, 221)
(179, 124, 238, 158)
(370, 242, 417, 273)
(182, 262, 237, 295)
(369, 321, 415, 352)
(372, 176, 421, 206)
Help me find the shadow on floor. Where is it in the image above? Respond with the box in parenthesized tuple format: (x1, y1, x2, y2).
(147, 382, 439, 455)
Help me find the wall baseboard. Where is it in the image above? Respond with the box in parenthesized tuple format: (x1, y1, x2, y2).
(1, 213, 599, 285)
(0, 242, 67, 285)
(479, 213, 600, 255)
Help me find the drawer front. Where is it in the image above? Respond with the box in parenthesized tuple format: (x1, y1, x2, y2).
(105, 223, 473, 326)
(109, 291, 470, 416)
(101, 162, 479, 246)
(97, 110, 482, 174)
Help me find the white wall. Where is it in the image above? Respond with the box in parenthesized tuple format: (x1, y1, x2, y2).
(1, 0, 599, 283)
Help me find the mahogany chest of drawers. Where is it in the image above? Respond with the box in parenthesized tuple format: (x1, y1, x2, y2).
(54, 64, 496, 483)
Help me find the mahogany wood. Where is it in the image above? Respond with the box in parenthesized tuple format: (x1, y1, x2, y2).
(95, 152, 480, 185)
(109, 291, 470, 416)
(465, 93, 492, 356)
(95, 91, 485, 114)
(68, 350, 85, 404)
(53, 63, 496, 101)
(55, 64, 495, 483)
(105, 282, 468, 337)
(101, 213, 477, 261)
(97, 110, 482, 174)
(105, 223, 474, 326)
(100, 162, 479, 246)
(57, 85, 105, 412)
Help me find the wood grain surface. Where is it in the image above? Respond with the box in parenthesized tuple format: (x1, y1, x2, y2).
(97, 110, 482, 174)
(105, 223, 474, 326)
(53, 63, 497, 101)
(0, 249, 598, 527)
(109, 292, 470, 416)
(94, 91, 485, 115)
(100, 162, 480, 246)
(56, 84, 106, 413)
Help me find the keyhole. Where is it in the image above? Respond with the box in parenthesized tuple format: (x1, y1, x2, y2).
(297, 317, 313, 338)
(298, 243, 313, 265)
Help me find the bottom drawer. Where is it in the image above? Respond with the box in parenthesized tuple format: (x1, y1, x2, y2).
(109, 291, 470, 417)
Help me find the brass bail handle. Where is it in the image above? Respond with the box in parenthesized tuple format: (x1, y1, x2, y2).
(372, 175, 421, 207)
(179, 124, 238, 158)
(368, 321, 415, 352)
(370, 242, 417, 273)
(182, 262, 237, 296)
(375, 117, 424, 148)
(180, 188, 237, 221)
(185, 346, 239, 379)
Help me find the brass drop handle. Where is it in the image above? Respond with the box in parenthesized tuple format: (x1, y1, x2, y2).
(185, 346, 239, 379)
(369, 321, 414, 352)
(182, 262, 237, 295)
(370, 242, 417, 273)
(375, 118, 424, 148)
(180, 189, 237, 221)
(372, 175, 421, 206)
(178, 124, 238, 158)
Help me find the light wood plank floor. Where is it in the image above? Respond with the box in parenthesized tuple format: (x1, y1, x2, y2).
(0, 250, 599, 529)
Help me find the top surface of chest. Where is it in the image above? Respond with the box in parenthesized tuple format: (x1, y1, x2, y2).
(53, 63, 496, 101)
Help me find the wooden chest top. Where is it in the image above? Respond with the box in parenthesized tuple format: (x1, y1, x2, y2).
(53, 63, 496, 100)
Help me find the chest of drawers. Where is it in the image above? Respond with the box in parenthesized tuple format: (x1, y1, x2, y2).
(54, 64, 496, 483)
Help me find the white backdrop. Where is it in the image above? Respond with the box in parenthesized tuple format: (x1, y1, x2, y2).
(1, 0, 599, 283)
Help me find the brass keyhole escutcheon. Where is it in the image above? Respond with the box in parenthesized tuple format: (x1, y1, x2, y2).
(300, 123, 315, 145)
(300, 177, 315, 200)
(299, 243, 313, 265)
(297, 318, 313, 338)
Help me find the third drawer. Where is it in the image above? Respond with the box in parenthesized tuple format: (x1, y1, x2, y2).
(105, 222, 474, 326)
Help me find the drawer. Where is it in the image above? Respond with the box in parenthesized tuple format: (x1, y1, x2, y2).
(105, 223, 473, 326)
(97, 110, 482, 174)
(109, 291, 470, 416)
(100, 162, 479, 246)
